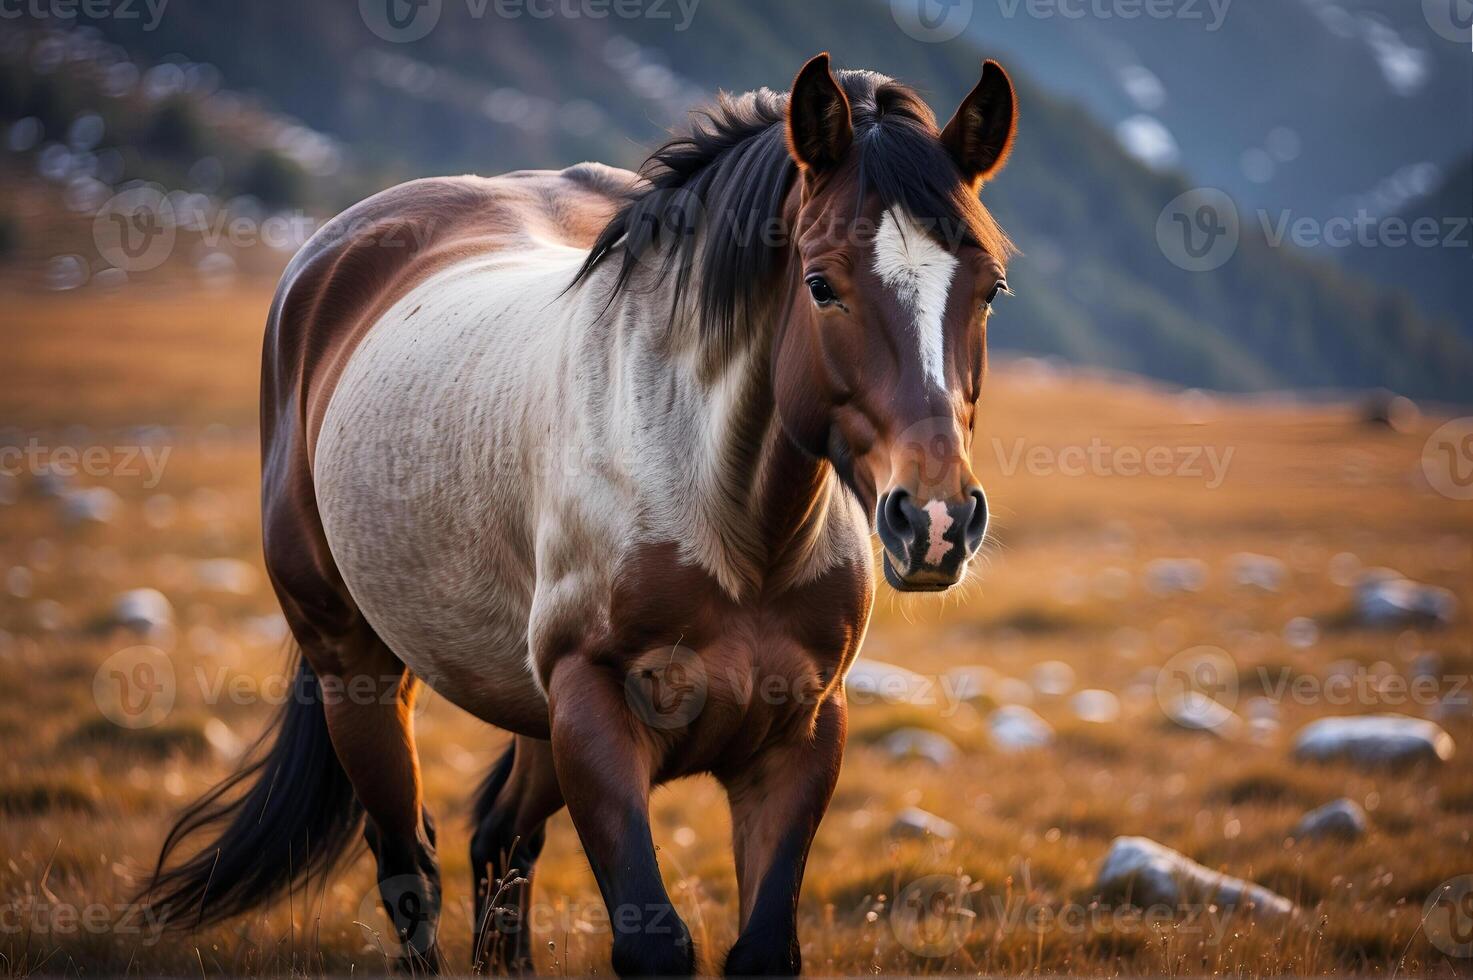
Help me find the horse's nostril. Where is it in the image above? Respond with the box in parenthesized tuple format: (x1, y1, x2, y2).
(964, 487, 989, 551)
(884, 490, 913, 536)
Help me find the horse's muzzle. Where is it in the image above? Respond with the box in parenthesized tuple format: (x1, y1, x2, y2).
(876, 487, 988, 591)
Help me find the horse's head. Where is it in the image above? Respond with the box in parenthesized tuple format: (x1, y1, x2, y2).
(773, 54, 1017, 593)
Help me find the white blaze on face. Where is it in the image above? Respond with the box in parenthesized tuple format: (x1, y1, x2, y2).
(873, 209, 959, 391)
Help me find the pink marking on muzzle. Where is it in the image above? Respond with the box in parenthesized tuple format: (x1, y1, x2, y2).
(922, 499, 955, 566)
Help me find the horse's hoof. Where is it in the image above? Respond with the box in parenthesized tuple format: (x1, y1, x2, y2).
(723, 932, 800, 977)
(611, 924, 696, 977)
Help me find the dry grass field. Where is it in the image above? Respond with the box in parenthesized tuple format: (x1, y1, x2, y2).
(0, 278, 1470, 977)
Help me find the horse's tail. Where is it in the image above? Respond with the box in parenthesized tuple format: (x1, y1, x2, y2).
(138, 650, 363, 928)
(471, 739, 517, 830)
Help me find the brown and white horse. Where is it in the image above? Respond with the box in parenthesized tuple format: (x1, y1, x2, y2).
(142, 54, 1016, 976)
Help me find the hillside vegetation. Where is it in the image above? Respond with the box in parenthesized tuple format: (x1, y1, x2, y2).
(1, 6, 1470, 400)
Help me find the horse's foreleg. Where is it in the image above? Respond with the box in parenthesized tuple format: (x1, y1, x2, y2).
(319, 645, 442, 973)
(470, 735, 564, 974)
(547, 657, 696, 978)
(721, 694, 847, 977)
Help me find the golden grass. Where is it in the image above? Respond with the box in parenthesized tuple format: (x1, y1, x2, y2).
(0, 278, 1470, 976)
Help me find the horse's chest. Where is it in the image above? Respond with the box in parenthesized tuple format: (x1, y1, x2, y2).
(606, 542, 873, 776)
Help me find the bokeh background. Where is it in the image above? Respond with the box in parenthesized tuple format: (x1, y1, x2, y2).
(1, 0, 1471, 975)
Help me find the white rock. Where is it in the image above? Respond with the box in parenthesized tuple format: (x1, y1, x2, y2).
(877, 728, 959, 767)
(1291, 799, 1368, 841)
(847, 658, 934, 706)
(6, 566, 32, 598)
(1244, 697, 1280, 721)
(1071, 689, 1121, 724)
(1282, 616, 1319, 648)
(1162, 695, 1243, 739)
(988, 705, 1054, 751)
(1031, 660, 1076, 697)
(1228, 553, 1287, 593)
(1293, 714, 1453, 767)
(992, 677, 1036, 706)
(193, 558, 258, 594)
(1145, 558, 1207, 596)
(203, 718, 243, 759)
(111, 588, 174, 634)
(888, 807, 958, 841)
(1355, 570, 1457, 627)
(1360, 390, 1418, 431)
(59, 486, 121, 525)
(1095, 836, 1294, 918)
(242, 613, 290, 645)
(1246, 716, 1280, 744)
(33, 599, 65, 631)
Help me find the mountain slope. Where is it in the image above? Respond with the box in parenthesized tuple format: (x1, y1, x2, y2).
(944, 0, 1473, 223)
(1343, 154, 1472, 336)
(13, 0, 1473, 401)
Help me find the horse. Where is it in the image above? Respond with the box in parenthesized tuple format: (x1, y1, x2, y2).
(139, 53, 1017, 976)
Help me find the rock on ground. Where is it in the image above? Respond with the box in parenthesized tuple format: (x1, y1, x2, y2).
(876, 727, 960, 767)
(1355, 570, 1457, 628)
(945, 667, 1038, 706)
(1292, 714, 1454, 767)
(1162, 695, 1244, 739)
(847, 658, 934, 706)
(59, 487, 121, 525)
(988, 705, 1055, 751)
(1071, 689, 1121, 723)
(1359, 390, 1419, 431)
(1228, 553, 1287, 592)
(111, 588, 174, 635)
(1095, 836, 1295, 918)
(1031, 660, 1075, 696)
(1291, 798, 1368, 841)
(888, 807, 958, 841)
(193, 558, 258, 595)
(1145, 558, 1207, 595)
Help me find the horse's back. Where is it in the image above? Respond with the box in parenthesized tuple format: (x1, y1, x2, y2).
(260, 165, 632, 732)
(264, 165, 632, 462)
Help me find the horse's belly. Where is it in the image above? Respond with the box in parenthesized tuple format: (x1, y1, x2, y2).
(313, 255, 579, 738)
(314, 464, 548, 734)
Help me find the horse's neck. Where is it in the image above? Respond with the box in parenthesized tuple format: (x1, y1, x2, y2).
(703, 345, 853, 598)
(604, 285, 853, 601)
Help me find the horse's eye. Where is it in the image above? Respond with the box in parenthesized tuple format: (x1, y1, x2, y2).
(806, 275, 838, 307)
(984, 280, 1010, 308)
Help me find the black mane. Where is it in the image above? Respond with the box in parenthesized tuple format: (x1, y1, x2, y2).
(572, 70, 1012, 354)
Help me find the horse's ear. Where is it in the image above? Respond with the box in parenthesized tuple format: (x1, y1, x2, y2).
(941, 60, 1017, 187)
(786, 53, 853, 176)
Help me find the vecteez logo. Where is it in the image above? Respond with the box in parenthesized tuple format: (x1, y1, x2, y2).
(361, 0, 443, 42)
(1423, 418, 1473, 501)
(93, 187, 176, 272)
(93, 646, 176, 729)
(1422, 0, 1473, 44)
(890, 0, 974, 42)
(1156, 188, 1240, 272)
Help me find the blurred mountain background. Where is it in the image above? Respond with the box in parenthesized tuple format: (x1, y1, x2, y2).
(1, 0, 1469, 400)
